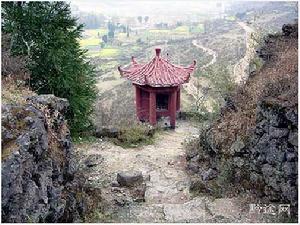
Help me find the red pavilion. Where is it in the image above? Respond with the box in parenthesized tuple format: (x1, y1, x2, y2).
(118, 48, 196, 128)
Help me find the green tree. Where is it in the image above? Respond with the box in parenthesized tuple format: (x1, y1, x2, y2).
(2, 1, 97, 135)
(137, 16, 142, 23)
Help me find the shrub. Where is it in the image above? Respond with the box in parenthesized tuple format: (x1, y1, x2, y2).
(113, 122, 155, 148)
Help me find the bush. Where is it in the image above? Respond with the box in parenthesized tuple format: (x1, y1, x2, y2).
(113, 122, 155, 148)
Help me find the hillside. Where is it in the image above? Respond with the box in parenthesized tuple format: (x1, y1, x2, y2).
(186, 23, 298, 221)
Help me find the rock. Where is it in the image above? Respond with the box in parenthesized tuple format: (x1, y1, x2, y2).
(132, 184, 146, 202)
(269, 127, 289, 138)
(186, 148, 199, 160)
(118, 205, 165, 223)
(189, 178, 210, 193)
(282, 23, 298, 37)
(233, 157, 245, 168)
(281, 183, 298, 204)
(84, 154, 104, 168)
(206, 198, 242, 222)
(1, 95, 90, 223)
(112, 181, 120, 187)
(201, 168, 217, 181)
(261, 164, 276, 178)
(250, 172, 262, 184)
(265, 146, 285, 165)
(157, 117, 170, 128)
(229, 136, 245, 155)
(163, 197, 207, 222)
(286, 152, 296, 162)
(224, 95, 237, 112)
(95, 127, 119, 138)
(117, 171, 143, 187)
(187, 162, 200, 173)
(282, 162, 297, 177)
(27, 94, 69, 114)
(288, 131, 298, 146)
(285, 109, 298, 126)
(143, 174, 151, 182)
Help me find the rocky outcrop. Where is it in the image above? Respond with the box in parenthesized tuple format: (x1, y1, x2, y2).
(187, 96, 298, 214)
(186, 24, 298, 218)
(247, 98, 297, 205)
(282, 23, 298, 37)
(1, 95, 100, 222)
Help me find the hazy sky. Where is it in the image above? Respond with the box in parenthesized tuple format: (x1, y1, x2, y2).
(70, 0, 222, 16)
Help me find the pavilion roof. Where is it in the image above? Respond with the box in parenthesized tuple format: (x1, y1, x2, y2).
(118, 48, 196, 87)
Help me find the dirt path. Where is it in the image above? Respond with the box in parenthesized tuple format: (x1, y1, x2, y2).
(75, 120, 265, 222)
(183, 40, 217, 101)
(233, 22, 256, 84)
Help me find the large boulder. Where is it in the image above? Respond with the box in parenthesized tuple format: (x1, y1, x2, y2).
(117, 171, 143, 187)
(1, 95, 96, 223)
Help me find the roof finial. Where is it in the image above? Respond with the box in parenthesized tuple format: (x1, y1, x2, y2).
(155, 48, 161, 57)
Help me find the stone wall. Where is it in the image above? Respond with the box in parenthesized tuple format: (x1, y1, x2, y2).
(1, 95, 100, 222)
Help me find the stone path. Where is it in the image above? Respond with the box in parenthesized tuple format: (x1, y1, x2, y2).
(75, 120, 267, 223)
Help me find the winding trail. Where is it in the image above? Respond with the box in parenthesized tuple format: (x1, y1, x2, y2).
(233, 22, 256, 84)
(183, 21, 255, 102)
(183, 40, 217, 101)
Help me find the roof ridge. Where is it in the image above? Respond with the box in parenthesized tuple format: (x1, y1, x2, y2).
(118, 49, 196, 87)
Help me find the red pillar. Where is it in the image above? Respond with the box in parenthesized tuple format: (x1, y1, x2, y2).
(176, 88, 180, 111)
(170, 90, 177, 129)
(135, 85, 142, 119)
(149, 91, 157, 126)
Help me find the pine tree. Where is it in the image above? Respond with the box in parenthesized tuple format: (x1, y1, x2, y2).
(2, 2, 97, 135)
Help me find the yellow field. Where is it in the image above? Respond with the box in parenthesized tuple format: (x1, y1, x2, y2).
(225, 16, 236, 21)
(191, 24, 204, 33)
(148, 29, 169, 33)
(88, 48, 120, 58)
(173, 26, 189, 33)
(84, 28, 108, 37)
(80, 38, 101, 47)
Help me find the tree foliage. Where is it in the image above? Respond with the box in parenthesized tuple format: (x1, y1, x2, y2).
(137, 16, 143, 23)
(2, 1, 97, 135)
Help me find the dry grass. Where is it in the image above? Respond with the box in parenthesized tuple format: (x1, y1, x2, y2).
(2, 78, 36, 105)
(2, 34, 35, 105)
(211, 33, 298, 152)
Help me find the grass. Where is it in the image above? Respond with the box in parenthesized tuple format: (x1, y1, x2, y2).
(191, 24, 205, 33)
(84, 28, 108, 37)
(117, 32, 128, 39)
(148, 29, 169, 33)
(88, 48, 120, 58)
(148, 26, 190, 35)
(99, 60, 119, 72)
(2, 141, 18, 161)
(84, 210, 113, 223)
(80, 38, 101, 47)
(2, 78, 36, 105)
(211, 32, 298, 152)
(112, 123, 156, 148)
(225, 15, 236, 21)
(173, 25, 190, 33)
(73, 135, 99, 144)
